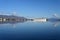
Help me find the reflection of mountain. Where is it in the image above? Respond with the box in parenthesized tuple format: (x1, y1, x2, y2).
(53, 21, 60, 27)
(47, 18, 60, 27)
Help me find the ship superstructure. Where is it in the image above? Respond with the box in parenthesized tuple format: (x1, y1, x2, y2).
(33, 18, 47, 22)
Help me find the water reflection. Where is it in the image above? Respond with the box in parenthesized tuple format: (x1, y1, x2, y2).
(0, 18, 60, 27)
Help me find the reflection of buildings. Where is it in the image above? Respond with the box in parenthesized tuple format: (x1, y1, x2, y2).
(0, 20, 26, 24)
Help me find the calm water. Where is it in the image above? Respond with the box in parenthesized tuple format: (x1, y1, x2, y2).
(0, 21, 60, 40)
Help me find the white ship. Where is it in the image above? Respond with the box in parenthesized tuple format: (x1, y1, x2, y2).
(33, 18, 47, 22)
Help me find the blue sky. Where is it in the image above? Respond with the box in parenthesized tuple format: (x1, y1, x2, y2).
(0, 0, 60, 18)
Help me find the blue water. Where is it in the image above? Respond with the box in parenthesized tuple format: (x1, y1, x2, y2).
(0, 22, 60, 40)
